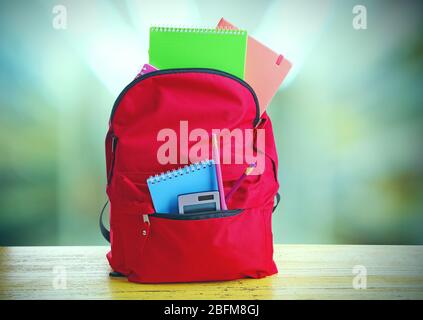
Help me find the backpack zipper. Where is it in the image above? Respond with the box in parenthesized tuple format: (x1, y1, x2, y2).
(109, 68, 260, 127)
(150, 209, 242, 220)
(142, 214, 150, 236)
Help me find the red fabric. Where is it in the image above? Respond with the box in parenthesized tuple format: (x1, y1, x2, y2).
(105, 71, 279, 283)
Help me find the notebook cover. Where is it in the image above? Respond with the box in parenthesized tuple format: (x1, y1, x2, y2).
(149, 27, 247, 79)
(217, 18, 292, 115)
(147, 161, 219, 214)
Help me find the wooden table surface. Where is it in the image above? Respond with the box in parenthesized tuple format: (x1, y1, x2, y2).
(0, 245, 422, 300)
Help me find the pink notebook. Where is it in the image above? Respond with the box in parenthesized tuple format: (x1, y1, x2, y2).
(136, 63, 158, 78)
(217, 18, 292, 115)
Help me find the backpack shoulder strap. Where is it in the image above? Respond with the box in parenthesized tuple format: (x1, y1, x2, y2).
(99, 201, 110, 242)
(272, 192, 281, 213)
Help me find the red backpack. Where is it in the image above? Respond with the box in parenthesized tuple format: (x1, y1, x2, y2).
(100, 69, 280, 283)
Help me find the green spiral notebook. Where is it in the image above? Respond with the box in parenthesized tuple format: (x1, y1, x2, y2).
(149, 26, 248, 79)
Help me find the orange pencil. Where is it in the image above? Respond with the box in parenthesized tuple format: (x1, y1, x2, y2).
(225, 163, 257, 202)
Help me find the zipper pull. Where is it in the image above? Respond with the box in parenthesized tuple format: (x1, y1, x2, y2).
(142, 214, 150, 237)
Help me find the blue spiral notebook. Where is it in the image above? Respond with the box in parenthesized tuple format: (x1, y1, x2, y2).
(147, 160, 218, 214)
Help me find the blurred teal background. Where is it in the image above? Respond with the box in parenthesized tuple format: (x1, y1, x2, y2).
(0, 0, 422, 245)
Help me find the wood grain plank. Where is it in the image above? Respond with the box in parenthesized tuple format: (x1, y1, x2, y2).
(0, 245, 422, 300)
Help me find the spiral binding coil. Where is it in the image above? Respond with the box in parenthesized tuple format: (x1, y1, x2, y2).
(150, 26, 246, 36)
(147, 160, 215, 185)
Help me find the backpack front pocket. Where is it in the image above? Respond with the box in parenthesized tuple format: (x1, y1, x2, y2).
(121, 205, 277, 283)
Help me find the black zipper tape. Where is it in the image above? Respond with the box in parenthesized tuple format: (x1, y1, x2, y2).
(150, 209, 243, 221)
(109, 68, 260, 127)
